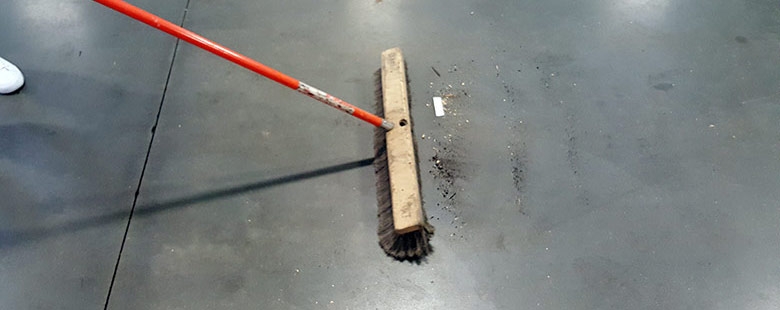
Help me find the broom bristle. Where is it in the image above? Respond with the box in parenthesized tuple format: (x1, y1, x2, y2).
(373, 70, 434, 261)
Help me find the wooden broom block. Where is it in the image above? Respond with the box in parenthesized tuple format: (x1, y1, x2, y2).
(381, 48, 424, 234)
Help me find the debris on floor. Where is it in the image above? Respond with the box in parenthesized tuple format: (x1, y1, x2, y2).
(433, 96, 445, 117)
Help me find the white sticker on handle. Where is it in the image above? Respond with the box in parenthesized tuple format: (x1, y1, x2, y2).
(433, 97, 444, 117)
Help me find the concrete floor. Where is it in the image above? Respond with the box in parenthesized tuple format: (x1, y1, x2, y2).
(2, 0, 780, 309)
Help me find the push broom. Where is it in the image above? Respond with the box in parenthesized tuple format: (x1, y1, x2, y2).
(94, 0, 432, 259)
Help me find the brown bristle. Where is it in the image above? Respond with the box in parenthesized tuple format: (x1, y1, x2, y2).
(373, 69, 434, 261)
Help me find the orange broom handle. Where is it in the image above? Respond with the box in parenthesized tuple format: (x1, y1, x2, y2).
(93, 0, 393, 130)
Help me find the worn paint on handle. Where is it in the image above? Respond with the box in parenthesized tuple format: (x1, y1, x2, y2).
(298, 82, 393, 130)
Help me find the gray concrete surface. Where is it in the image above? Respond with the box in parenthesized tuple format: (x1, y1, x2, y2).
(3, 0, 780, 309)
(0, 0, 186, 308)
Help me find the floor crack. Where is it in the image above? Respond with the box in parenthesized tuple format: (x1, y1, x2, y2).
(102, 1, 192, 309)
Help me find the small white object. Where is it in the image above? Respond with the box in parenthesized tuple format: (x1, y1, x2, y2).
(0, 56, 24, 94)
(433, 97, 445, 117)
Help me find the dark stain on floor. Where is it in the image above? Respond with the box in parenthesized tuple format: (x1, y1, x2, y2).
(507, 120, 529, 215)
(653, 83, 674, 91)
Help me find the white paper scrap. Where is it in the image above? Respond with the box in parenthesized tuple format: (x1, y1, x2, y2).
(433, 97, 444, 117)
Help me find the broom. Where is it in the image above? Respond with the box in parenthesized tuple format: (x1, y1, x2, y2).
(374, 49, 434, 260)
(94, 0, 433, 260)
